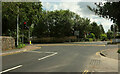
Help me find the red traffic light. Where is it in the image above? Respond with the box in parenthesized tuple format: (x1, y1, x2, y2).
(24, 22, 26, 25)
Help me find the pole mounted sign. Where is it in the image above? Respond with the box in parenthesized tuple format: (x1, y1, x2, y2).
(74, 31, 79, 36)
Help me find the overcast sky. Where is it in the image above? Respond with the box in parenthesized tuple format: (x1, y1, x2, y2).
(40, 1, 113, 32)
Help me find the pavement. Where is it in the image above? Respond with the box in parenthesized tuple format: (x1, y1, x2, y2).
(86, 46, 119, 72)
(100, 48, 119, 60)
(1, 44, 41, 56)
(0, 41, 119, 73)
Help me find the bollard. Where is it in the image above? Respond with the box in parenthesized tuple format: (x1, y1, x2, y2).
(110, 39, 112, 43)
(30, 40, 31, 45)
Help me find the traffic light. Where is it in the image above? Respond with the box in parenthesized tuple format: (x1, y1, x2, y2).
(24, 22, 26, 25)
(23, 22, 28, 30)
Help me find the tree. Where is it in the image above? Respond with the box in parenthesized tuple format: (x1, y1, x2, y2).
(73, 17, 91, 38)
(91, 22, 101, 39)
(110, 24, 118, 32)
(107, 29, 113, 40)
(87, 2, 120, 31)
(99, 24, 105, 34)
(33, 10, 75, 37)
(2, 2, 42, 40)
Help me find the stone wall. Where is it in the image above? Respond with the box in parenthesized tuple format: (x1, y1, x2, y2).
(0, 36, 15, 50)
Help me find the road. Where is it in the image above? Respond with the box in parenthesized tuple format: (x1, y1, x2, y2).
(2, 42, 118, 73)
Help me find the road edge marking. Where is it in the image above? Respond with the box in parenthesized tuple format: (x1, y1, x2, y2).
(1, 47, 41, 56)
(0, 65, 23, 73)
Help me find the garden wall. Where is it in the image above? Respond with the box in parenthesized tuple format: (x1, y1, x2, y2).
(0, 36, 15, 50)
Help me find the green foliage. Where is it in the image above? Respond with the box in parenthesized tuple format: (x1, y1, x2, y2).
(90, 22, 102, 39)
(88, 2, 120, 31)
(33, 10, 75, 37)
(111, 24, 118, 32)
(87, 33, 95, 40)
(100, 34, 107, 41)
(107, 29, 113, 40)
(99, 25, 105, 34)
(117, 49, 120, 54)
(2, 2, 106, 43)
(89, 38, 93, 42)
(17, 43, 26, 49)
(84, 38, 93, 42)
(2, 2, 42, 39)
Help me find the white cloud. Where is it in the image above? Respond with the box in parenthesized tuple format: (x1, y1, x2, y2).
(90, 18, 113, 32)
(41, 2, 113, 32)
(40, 0, 107, 2)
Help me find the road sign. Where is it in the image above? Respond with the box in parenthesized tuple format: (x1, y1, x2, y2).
(74, 31, 79, 36)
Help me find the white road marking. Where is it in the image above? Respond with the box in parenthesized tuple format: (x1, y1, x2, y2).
(45, 52, 55, 53)
(0, 65, 23, 73)
(27, 51, 42, 53)
(38, 52, 57, 61)
(27, 51, 55, 54)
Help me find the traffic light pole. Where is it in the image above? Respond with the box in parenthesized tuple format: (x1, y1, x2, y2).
(17, 6, 19, 46)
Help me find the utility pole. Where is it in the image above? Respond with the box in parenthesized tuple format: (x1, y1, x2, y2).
(17, 6, 19, 46)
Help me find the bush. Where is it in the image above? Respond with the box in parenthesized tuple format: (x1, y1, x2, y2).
(85, 38, 89, 41)
(84, 38, 93, 42)
(87, 33, 95, 41)
(117, 49, 120, 54)
(89, 38, 93, 42)
(100, 34, 107, 41)
(17, 43, 26, 49)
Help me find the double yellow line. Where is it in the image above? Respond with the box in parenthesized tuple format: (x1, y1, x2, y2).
(82, 70, 89, 74)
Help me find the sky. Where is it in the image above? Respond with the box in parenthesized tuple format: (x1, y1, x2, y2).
(40, 0, 113, 32)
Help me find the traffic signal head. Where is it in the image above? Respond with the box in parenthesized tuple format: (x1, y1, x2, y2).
(24, 22, 26, 25)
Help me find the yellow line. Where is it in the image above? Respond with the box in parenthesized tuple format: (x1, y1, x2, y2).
(96, 52, 100, 55)
(82, 70, 89, 74)
(37, 44, 105, 46)
(85, 70, 88, 74)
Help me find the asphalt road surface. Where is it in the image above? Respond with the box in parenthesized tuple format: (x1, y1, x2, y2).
(2, 42, 118, 73)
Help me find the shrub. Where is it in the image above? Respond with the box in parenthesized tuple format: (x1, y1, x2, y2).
(84, 38, 93, 42)
(17, 43, 26, 49)
(87, 33, 95, 40)
(89, 38, 93, 42)
(100, 34, 107, 41)
(85, 38, 89, 41)
(117, 49, 120, 54)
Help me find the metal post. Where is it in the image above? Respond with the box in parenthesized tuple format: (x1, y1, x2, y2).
(17, 6, 19, 46)
(29, 29, 30, 41)
(28, 28, 31, 44)
(113, 24, 116, 43)
(22, 33, 24, 45)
